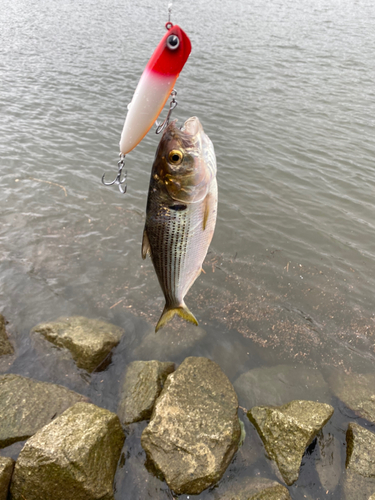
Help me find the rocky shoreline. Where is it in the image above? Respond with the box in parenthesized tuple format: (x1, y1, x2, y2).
(1, 314, 375, 499)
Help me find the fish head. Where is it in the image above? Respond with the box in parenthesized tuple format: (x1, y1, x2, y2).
(153, 117, 214, 203)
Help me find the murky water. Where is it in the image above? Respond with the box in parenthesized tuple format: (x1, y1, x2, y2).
(1, 0, 375, 498)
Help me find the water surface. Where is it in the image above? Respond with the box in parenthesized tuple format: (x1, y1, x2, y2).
(1, 0, 375, 498)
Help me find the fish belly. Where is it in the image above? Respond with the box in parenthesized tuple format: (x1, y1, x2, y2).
(145, 181, 217, 307)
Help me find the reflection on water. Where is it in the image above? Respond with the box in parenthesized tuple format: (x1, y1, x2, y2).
(1, 0, 375, 498)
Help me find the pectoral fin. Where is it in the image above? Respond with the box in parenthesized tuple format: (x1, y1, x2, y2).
(155, 302, 198, 332)
(142, 229, 151, 260)
(203, 193, 211, 231)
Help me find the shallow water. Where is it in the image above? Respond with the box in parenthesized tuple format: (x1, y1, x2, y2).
(1, 0, 375, 498)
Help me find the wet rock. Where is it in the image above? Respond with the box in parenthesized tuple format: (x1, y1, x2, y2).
(11, 402, 125, 500)
(218, 477, 291, 499)
(118, 360, 175, 425)
(343, 470, 375, 500)
(234, 364, 331, 410)
(0, 314, 13, 356)
(0, 456, 15, 500)
(141, 357, 241, 495)
(0, 374, 88, 448)
(248, 400, 334, 486)
(329, 371, 375, 424)
(31, 315, 124, 372)
(133, 322, 207, 361)
(316, 432, 342, 493)
(346, 423, 375, 477)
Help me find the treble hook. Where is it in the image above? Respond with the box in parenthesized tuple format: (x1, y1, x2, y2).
(101, 154, 127, 194)
(155, 90, 178, 134)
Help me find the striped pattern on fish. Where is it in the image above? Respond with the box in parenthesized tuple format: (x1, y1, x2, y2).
(142, 116, 217, 331)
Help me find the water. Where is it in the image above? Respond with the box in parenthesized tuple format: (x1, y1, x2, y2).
(1, 0, 375, 497)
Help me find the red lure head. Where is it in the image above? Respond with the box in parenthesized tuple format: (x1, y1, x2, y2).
(146, 25, 192, 77)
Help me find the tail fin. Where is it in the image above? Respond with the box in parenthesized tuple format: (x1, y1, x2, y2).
(155, 302, 198, 332)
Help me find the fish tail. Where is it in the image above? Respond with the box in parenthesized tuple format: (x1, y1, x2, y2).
(155, 302, 198, 332)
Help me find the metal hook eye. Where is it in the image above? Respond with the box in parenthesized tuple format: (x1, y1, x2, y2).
(155, 90, 178, 134)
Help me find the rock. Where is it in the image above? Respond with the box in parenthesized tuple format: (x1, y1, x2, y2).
(329, 371, 375, 424)
(118, 360, 175, 425)
(346, 423, 375, 477)
(11, 402, 125, 500)
(31, 316, 124, 372)
(248, 400, 334, 486)
(0, 456, 15, 500)
(133, 323, 207, 361)
(141, 357, 241, 495)
(343, 470, 375, 500)
(316, 432, 342, 493)
(0, 374, 88, 448)
(0, 314, 13, 356)
(218, 477, 291, 499)
(234, 364, 331, 410)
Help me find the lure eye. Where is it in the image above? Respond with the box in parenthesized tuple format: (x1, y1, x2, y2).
(166, 34, 180, 50)
(168, 149, 183, 165)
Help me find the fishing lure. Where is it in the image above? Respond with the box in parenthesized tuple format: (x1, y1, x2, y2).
(102, 21, 191, 193)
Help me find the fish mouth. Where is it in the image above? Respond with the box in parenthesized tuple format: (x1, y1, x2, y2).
(180, 116, 202, 138)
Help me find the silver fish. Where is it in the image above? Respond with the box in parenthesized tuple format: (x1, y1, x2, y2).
(142, 116, 218, 331)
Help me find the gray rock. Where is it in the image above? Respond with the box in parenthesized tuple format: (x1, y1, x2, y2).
(118, 360, 175, 425)
(11, 402, 125, 500)
(0, 374, 88, 448)
(0, 456, 15, 500)
(31, 316, 124, 372)
(141, 357, 241, 495)
(0, 314, 13, 357)
(342, 470, 375, 500)
(346, 423, 375, 477)
(234, 364, 331, 410)
(248, 400, 334, 486)
(133, 323, 206, 361)
(218, 477, 291, 499)
(329, 371, 375, 424)
(316, 432, 342, 493)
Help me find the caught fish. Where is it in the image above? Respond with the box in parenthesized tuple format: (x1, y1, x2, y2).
(119, 25, 191, 156)
(142, 116, 217, 331)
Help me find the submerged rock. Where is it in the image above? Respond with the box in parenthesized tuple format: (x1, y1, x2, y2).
(141, 357, 241, 495)
(118, 360, 175, 425)
(343, 471, 375, 500)
(234, 364, 331, 410)
(248, 400, 334, 486)
(218, 477, 291, 499)
(0, 456, 15, 500)
(0, 374, 88, 448)
(11, 402, 125, 500)
(316, 432, 342, 494)
(133, 323, 207, 361)
(329, 371, 375, 424)
(31, 315, 124, 372)
(0, 314, 13, 357)
(346, 423, 375, 477)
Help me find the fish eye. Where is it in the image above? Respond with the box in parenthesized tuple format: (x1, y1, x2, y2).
(168, 149, 183, 165)
(166, 35, 180, 50)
